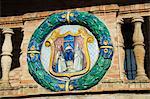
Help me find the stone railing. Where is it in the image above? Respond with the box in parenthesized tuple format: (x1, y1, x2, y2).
(116, 16, 149, 82)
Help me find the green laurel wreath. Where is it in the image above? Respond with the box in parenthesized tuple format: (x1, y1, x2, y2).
(27, 11, 113, 91)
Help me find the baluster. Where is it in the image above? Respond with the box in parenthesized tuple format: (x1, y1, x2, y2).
(116, 18, 127, 81)
(132, 16, 148, 81)
(0, 28, 14, 87)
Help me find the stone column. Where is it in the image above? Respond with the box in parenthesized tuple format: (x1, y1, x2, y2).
(116, 18, 127, 81)
(132, 16, 148, 81)
(0, 28, 14, 87)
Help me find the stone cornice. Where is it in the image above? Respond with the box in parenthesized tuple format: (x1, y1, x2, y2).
(22, 11, 52, 21)
(0, 3, 150, 27)
(0, 16, 23, 26)
(119, 3, 150, 15)
(89, 4, 119, 14)
(0, 4, 119, 27)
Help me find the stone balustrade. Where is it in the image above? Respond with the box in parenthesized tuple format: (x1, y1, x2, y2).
(0, 16, 149, 88)
(116, 16, 150, 81)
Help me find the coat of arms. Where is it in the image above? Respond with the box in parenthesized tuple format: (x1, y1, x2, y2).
(44, 26, 95, 78)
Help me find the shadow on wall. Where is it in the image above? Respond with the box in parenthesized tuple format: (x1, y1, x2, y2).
(121, 18, 136, 80)
(0, 29, 3, 78)
(143, 16, 150, 79)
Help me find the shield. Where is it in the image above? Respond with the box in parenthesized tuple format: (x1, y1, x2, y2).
(45, 27, 94, 78)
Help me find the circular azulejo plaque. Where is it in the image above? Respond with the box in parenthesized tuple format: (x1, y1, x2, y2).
(27, 11, 113, 92)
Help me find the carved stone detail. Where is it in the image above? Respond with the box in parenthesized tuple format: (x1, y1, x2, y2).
(132, 16, 148, 81)
(0, 28, 14, 87)
(20, 27, 35, 84)
(116, 18, 127, 81)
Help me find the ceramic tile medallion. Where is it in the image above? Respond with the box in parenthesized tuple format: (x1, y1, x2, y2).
(27, 11, 113, 92)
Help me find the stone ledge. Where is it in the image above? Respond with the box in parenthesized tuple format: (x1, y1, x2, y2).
(0, 3, 149, 27)
(0, 82, 150, 97)
(0, 4, 118, 25)
(2, 93, 150, 99)
(119, 3, 150, 14)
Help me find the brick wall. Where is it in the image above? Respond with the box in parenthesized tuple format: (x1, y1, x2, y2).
(0, 3, 150, 97)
